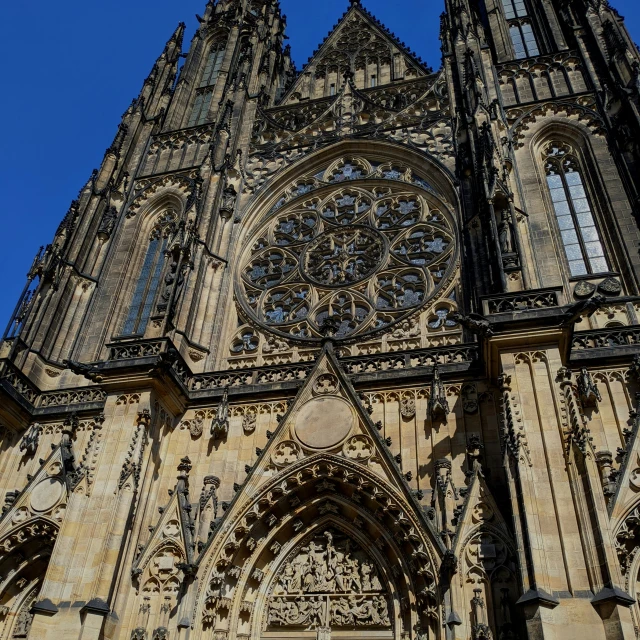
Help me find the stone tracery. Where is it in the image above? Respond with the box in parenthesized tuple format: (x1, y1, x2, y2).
(238, 157, 457, 343)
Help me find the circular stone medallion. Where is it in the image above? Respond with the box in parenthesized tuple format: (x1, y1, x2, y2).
(30, 477, 64, 513)
(294, 396, 355, 450)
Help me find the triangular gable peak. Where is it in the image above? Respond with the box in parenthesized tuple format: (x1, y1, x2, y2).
(132, 458, 197, 593)
(194, 345, 445, 638)
(283, 3, 430, 104)
(0, 445, 70, 560)
(232, 344, 440, 518)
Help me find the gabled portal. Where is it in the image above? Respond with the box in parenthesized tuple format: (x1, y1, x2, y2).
(195, 345, 445, 639)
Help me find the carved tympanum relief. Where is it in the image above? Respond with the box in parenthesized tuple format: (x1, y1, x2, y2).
(266, 529, 391, 631)
(237, 157, 457, 343)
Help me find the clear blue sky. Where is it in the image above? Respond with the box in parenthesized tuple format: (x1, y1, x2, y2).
(0, 0, 639, 332)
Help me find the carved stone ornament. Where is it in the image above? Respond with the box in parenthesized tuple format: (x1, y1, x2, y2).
(597, 277, 622, 296)
(313, 373, 339, 395)
(400, 396, 416, 419)
(343, 435, 374, 462)
(242, 410, 257, 434)
(271, 441, 302, 467)
(573, 280, 596, 299)
(266, 529, 391, 630)
(188, 413, 205, 438)
(428, 365, 449, 421)
(19, 423, 41, 456)
(577, 368, 602, 407)
(211, 388, 230, 440)
(462, 384, 479, 414)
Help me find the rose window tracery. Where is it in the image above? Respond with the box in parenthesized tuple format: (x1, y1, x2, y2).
(303, 227, 385, 286)
(238, 164, 457, 342)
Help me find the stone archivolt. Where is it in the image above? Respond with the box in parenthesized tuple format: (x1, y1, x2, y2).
(195, 350, 441, 640)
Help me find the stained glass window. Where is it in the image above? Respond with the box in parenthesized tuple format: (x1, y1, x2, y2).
(502, 0, 528, 19)
(501, 0, 540, 59)
(200, 45, 225, 88)
(123, 237, 167, 336)
(509, 23, 540, 58)
(545, 145, 608, 277)
(188, 89, 214, 127)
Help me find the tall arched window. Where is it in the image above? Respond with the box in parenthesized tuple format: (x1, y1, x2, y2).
(544, 143, 608, 277)
(188, 90, 214, 127)
(122, 214, 177, 336)
(501, 0, 540, 59)
(200, 44, 225, 88)
(188, 43, 225, 128)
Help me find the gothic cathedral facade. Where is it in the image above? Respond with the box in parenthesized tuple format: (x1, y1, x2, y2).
(3, 0, 640, 638)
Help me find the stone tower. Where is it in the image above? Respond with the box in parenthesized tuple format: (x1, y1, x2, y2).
(1, 0, 640, 637)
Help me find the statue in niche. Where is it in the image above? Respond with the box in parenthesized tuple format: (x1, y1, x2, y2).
(267, 529, 390, 629)
(577, 368, 601, 407)
(220, 183, 238, 218)
(497, 209, 513, 255)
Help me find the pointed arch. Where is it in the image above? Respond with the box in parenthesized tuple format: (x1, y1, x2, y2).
(195, 452, 442, 639)
(118, 194, 185, 337)
(0, 519, 59, 640)
(528, 122, 625, 284)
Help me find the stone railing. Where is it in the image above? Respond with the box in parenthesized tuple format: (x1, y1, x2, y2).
(482, 287, 563, 315)
(108, 339, 168, 361)
(191, 344, 478, 392)
(571, 326, 640, 351)
(191, 363, 313, 392)
(342, 345, 477, 375)
(1, 341, 479, 413)
(0, 362, 107, 411)
(0, 363, 39, 405)
(38, 388, 107, 409)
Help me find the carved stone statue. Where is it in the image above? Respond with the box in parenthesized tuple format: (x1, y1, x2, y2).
(97, 206, 118, 240)
(211, 388, 230, 440)
(220, 183, 238, 218)
(428, 365, 450, 421)
(577, 368, 602, 407)
(497, 209, 513, 254)
(19, 423, 40, 456)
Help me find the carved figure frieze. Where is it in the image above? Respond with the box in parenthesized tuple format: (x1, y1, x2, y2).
(266, 529, 390, 630)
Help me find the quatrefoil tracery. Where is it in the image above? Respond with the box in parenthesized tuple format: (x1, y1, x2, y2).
(238, 177, 457, 343)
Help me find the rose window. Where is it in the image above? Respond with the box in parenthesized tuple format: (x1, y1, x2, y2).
(238, 179, 457, 342)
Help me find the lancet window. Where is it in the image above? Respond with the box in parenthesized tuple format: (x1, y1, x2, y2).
(544, 143, 608, 277)
(200, 44, 225, 88)
(188, 89, 214, 128)
(122, 212, 176, 336)
(501, 0, 540, 59)
(188, 42, 225, 127)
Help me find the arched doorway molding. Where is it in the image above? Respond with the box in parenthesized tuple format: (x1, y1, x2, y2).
(195, 452, 442, 639)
